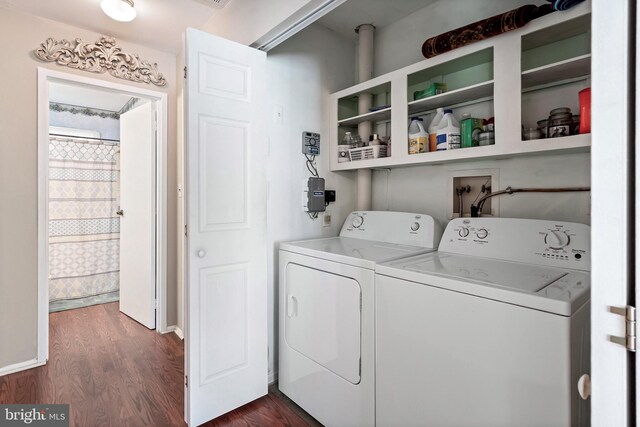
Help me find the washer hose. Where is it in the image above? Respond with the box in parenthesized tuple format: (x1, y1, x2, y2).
(470, 186, 591, 217)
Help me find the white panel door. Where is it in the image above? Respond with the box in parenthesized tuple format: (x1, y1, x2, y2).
(119, 102, 156, 329)
(184, 28, 267, 426)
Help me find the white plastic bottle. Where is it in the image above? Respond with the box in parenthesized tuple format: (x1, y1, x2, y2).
(428, 107, 444, 152)
(436, 109, 461, 151)
(408, 117, 428, 154)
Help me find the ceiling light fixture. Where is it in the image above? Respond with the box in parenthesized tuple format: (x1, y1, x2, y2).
(101, 0, 136, 22)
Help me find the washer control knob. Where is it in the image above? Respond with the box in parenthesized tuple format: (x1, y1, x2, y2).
(351, 215, 364, 228)
(411, 222, 420, 231)
(545, 230, 570, 249)
(475, 228, 489, 239)
(458, 227, 470, 238)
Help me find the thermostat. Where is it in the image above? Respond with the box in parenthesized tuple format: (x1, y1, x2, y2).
(302, 131, 320, 155)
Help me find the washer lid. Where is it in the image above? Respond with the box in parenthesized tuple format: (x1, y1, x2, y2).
(406, 253, 567, 293)
(280, 237, 434, 269)
(376, 253, 590, 316)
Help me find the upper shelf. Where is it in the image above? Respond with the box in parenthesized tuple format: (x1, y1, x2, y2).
(338, 107, 392, 126)
(522, 54, 591, 90)
(332, 134, 591, 171)
(407, 80, 494, 115)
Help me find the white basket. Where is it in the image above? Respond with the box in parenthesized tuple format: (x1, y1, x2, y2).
(349, 145, 387, 161)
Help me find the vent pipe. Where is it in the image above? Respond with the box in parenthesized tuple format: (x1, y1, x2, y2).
(355, 24, 375, 211)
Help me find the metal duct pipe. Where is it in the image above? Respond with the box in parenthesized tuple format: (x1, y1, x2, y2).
(356, 24, 375, 82)
(355, 24, 375, 211)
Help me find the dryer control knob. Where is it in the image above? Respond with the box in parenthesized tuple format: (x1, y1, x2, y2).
(545, 230, 570, 249)
(351, 215, 364, 228)
(411, 222, 420, 231)
(458, 227, 469, 238)
(475, 228, 488, 239)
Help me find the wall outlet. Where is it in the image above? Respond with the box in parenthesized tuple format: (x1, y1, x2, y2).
(323, 210, 332, 227)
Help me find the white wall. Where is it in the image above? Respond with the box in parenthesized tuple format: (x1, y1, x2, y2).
(372, 154, 590, 226)
(373, 0, 532, 76)
(266, 23, 356, 381)
(0, 7, 178, 370)
(370, 0, 591, 226)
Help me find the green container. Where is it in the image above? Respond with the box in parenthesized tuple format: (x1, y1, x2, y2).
(461, 117, 484, 148)
(413, 82, 447, 101)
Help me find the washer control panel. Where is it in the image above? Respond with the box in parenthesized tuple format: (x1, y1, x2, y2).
(440, 218, 590, 271)
(340, 211, 442, 249)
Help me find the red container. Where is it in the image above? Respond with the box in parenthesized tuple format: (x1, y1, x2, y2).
(579, 88, 591, 134)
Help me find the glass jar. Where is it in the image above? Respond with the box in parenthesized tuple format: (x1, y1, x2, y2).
(537, 119, 549, 138)
(338, 132, 354, 162)
(478, 131, 495, 146)
(547, 113, 573, 138)
(523, 128, 542, 141)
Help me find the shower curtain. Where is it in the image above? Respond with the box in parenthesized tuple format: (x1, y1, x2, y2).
(48, 126, 120, 308)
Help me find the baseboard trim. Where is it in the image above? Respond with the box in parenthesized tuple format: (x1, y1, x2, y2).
(0, 358, 46, 377)
(163, 325, 184, 340)
(174, 326, 184, 340)
(161, 325, 175, 334)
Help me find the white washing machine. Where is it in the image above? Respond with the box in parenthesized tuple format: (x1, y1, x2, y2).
(278, 211, 442, 427)
(375, 217, 591, 427)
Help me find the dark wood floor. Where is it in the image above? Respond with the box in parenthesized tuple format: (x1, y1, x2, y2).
(0, 302, 317, 427)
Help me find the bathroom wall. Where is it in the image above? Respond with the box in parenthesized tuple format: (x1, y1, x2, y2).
(49, 108, 120, 140)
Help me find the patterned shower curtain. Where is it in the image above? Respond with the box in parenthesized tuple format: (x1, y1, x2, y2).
(48, 127, 120, 303)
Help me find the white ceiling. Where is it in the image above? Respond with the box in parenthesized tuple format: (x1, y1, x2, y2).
(0, 0, 220, 53)
(1, 0, 441, 54)
(50, 82, 139, 112)
(317, 0, 439, 40)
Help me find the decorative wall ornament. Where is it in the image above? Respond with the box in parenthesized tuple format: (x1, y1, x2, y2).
(34, 36, 167, 87)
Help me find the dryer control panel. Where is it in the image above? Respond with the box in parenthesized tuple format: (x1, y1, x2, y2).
(340, 211, 442, 249)
(440, 218, 590, 271)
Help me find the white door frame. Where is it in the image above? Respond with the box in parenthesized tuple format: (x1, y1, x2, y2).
(37, 67, 169, 364)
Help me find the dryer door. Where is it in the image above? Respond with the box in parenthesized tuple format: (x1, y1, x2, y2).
(285, 263, 362, 384)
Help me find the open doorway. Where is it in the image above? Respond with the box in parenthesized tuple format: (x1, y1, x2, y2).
(37, 68, 169, 362)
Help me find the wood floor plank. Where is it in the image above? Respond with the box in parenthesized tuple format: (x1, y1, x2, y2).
(0, 302, 317, 427)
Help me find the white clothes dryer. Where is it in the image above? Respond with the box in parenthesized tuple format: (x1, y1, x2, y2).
(278, 211, 442, 426)
(375, 217, 591, 427)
